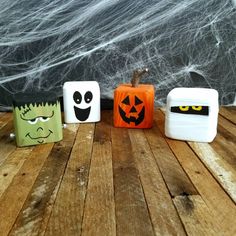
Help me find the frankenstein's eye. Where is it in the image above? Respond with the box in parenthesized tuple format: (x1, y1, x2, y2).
(85, 91, 93, 103)
(39, 117, 50, 122)
(73, 91, 82, 104)
(28, 118, 39, 125)
(192, 106, 202, 111)
(179, 106, 189, 111)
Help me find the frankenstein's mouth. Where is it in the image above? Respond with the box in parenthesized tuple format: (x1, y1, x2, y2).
(25, 130, 53, 142)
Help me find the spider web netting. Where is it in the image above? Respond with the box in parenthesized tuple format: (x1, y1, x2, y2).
(0, 0, 235, 110)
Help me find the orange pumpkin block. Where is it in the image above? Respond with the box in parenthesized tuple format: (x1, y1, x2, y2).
(114, 69, 154, 128)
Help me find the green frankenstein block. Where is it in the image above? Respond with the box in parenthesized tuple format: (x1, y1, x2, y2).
(12, 92, 63, 147)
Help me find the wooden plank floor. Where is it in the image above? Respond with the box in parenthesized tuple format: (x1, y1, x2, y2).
(0, 107, 236, 236)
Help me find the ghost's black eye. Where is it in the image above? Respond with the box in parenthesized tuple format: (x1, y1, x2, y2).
(84, 91, 93, 103)
(73, 91, 82, 104)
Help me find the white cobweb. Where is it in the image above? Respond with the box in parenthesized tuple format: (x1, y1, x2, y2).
(0, 0, 236, 110)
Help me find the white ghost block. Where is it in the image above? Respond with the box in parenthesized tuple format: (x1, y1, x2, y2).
(63, 81, 100, 123)
(165, 88, 219, 142)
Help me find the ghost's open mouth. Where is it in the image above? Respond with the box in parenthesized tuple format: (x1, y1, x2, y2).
(74, 106, 91, 121)
(25, 130, 53, 143)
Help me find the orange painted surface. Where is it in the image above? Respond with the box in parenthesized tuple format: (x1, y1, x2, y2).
(114, 84, 155, 128)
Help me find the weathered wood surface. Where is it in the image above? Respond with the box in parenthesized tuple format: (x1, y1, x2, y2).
(0, 107, 235, 236)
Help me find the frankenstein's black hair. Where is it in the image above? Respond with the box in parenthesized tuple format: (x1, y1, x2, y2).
(12, 92, 59, 109)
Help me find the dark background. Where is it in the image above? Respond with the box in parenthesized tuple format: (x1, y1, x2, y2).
(0, 0, 236, 111)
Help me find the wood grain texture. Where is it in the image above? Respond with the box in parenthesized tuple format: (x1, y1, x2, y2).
(0, 107, 235, 236)
(144, 121, 198, 198)
(0, 118, 16, 166)
(44, 123, 95, 236)
(8, 124, 79, 236)
(0, 143, 54, 236)
(157, 109, 236, 235)
(81, 141, 116, 236)
(0, 112, 12, 129)
(220, 106, 236, 124)
(129, 129, 186, 236)
(189, 142, 236, 204)
(94, 110, 112, 143)
(0, 114, 13, 138)
(173, 195, 221, 236)
(211, 122, 236, 167)
(0, 146, 33, 198)
(218, 115, 236, 137)
(112, 127, 154, 236)
(81, 111, 115, 236)
(166, 139, 236, 235)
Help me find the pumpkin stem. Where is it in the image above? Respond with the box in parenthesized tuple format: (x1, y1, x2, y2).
(131, 68, 149, 87)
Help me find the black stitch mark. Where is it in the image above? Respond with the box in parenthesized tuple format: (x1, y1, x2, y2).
(22, 106, 32, 116)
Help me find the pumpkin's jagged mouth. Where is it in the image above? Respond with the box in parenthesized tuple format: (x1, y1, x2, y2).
(126, 113, 139, 119)
(118, 106, 145, 126)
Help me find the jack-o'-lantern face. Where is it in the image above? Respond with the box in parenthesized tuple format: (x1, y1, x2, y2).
(118, 95, 145, 126)
(113, 68, 154, 129)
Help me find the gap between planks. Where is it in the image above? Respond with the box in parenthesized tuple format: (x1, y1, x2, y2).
(158, 108, 236, 235)
(6, 124, 79, 236)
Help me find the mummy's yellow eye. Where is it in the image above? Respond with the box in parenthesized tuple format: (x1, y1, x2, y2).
(192, 106, 202, 111)
(179, 106, 189, 111)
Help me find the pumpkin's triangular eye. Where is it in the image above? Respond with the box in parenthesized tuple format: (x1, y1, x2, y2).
(135, 96, 143, 105)
(122, 96, 130, 105)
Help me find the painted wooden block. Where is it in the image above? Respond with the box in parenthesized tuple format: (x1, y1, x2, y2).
(63, 81, 100, 123)
(12, 92, 63, 147)
(114, 68, 154, 128)
(165, 87, 219, 142)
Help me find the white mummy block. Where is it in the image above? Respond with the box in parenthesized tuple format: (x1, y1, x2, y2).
(165, 88, 219, 142)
